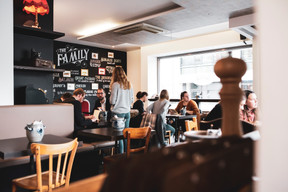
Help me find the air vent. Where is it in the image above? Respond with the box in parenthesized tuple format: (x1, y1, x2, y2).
(229, 14, 256, 39)
(114, 23, 166, 35)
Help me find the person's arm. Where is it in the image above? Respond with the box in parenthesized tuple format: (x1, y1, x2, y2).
(130, 87, 134, 106)
(162, 101, 171, 114)
(146, 103, 154, 113)
(186, 100, 200, 115)
(175, 101, 182, 113)
(109, 83, 118, 106)
(73, 101, 93, 127)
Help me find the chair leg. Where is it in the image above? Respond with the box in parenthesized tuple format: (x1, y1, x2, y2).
(12, 183, 16, 192)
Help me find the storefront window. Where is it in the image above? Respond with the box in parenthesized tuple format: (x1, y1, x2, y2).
(158, 46, 253, 111)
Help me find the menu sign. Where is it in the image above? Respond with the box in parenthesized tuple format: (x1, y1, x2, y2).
(53, 41, 127, 111)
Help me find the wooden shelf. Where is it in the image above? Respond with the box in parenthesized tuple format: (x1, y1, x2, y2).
(14, 25, 65, 39)
(14, 65, 65, 73)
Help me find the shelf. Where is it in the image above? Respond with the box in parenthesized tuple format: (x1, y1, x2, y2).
(14, 25, 65, 39)
(14, 65, 65, 73)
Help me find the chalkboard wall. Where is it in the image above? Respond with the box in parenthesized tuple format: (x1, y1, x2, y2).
(53, 41, 127, 112)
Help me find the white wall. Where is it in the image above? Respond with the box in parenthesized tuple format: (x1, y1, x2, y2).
(127, 49, 141, 100)
(256, 0, 288, 191)
(0, 2, 14, 105)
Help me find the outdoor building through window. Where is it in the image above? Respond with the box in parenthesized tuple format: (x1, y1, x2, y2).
(157, 46, 253, 111)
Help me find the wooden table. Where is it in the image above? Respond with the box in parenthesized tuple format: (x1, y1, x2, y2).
(0, 134, 80, 173)
(166, 115, 196, 142)
(77, 128, 155, 153)
(77, 128, 124, 153)
(0, 134, 77, 159)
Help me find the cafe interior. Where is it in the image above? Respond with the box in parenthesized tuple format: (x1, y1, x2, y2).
(0, 0, 288, 191)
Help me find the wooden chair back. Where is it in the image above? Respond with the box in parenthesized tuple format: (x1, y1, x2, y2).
(12, 138, 78, 192)
(33, 138, 78, 191)
(123, 127, 151, 158)
(81, 99, 90, 116)
(185, 117, 198, 131)
(200, 118, 222, 130)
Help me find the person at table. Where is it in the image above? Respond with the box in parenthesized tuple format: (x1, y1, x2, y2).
(240, 90, 257, 124)
(204, 102, 222, 121)
(130, 91, 148, 127)
(53, 92, 72, 103)
(146, 89, 175, 140)
(110, 66, 134, 153)
(92, 88, 111, 125)
(175, 91, 201, 128)
(65, 88, 97, 137)
(205, 91, 250, 121)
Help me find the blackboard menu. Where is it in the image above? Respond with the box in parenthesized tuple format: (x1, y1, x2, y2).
(53, 41, 127, 112)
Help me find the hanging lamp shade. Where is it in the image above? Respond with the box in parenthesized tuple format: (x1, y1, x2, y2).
(23, 0, 49, 28)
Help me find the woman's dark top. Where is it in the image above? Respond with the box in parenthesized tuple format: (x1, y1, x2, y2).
(130, 100, 144, 127)
(205, 103, 222, 121)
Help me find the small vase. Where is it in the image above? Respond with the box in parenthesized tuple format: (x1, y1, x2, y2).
(25, 120, 46, 143)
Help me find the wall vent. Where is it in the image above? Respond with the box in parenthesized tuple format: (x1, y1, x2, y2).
(229, 14, 256, 39)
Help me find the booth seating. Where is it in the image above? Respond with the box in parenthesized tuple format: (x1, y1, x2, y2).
(0, 104, 74, 140)
(0, 104, 115, 192)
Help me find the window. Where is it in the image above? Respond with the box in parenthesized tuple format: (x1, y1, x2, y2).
(157, 46, 253, 111)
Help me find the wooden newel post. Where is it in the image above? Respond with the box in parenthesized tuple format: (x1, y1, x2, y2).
(214, 57, 247, 137)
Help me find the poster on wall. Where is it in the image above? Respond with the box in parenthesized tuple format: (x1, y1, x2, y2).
(53, 41, 127, 112)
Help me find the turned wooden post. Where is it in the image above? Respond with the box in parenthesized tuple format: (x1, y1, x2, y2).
(214, 57, 247, 137)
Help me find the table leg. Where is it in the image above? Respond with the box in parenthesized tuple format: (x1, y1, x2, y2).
(114, 140, 118, 154)
(29, 154, 35, 174)
(175, 119, 179, 142)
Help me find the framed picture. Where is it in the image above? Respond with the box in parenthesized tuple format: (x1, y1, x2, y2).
(98, 68, 106, 75)
(63, 70, 71, 77)
(81, 69, 89, 76)
(92, 83, 98, 90)
(91, 52, 98, 59)
(67, 83, 75, 90)
(108, 52, 114, 58)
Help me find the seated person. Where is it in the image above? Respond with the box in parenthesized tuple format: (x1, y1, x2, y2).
(240, 90, 257, 124)
(175, 91, 201, 129)
(205, 90, 252, 121)
(204, 102, 222, 121)
(65, 88, 97, 137)
(130, 91, 148, 127)
(147, 90, 175, 144)
(91, 88, 111, 126)
(53, 92, 72, 103)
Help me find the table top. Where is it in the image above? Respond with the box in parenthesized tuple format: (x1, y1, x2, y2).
(166, 114, 196, 120)
(78, 127, 124, 141)
(0, 134, 76, 159)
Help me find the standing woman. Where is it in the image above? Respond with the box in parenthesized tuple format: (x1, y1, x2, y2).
(110, 66, 133, 153)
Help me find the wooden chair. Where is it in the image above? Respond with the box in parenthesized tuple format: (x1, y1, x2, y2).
(12, 138, 78, 192)
(200, 118, 222, 130)
(164, 130, 171, 144)
(123, 127, 151, 158)
(140, 113, 172, 145)
(103, 127, 151, 171)
(81, 99, 90, 116)
(185, 117, 198, 131)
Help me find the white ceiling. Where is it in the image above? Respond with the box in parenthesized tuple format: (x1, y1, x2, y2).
(54, 0, 253, 51)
